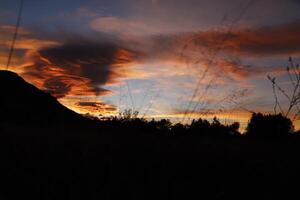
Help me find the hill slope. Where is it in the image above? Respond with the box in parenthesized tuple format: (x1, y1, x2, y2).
(0, 70, 85, 124)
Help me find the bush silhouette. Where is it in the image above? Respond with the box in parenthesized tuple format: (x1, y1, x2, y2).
(189, 117, 240, 137)
(246, 113, 294, 137)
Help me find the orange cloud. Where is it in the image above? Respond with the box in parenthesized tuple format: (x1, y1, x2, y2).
(57, 97, 117, 116)
(75, 101, 117, 115)
(0, 25, 139, 103)
(19, 39, 138, 98)
(0, 25, 59, 50)
(0, 25, 59, 70)
(214, 59, 287, 82)
(179, 22, 300, 58)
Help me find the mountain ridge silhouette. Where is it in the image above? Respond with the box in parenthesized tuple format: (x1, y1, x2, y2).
(0, 70, 85, 124)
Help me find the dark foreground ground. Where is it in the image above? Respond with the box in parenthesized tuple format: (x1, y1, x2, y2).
(1, 127, 300, 200)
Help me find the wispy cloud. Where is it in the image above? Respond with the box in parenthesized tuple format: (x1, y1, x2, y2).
(75, 101, 117, 115)
(0, 25, 59, 50)
(90, 16, 158, 35)
(177, 22, 300, 58)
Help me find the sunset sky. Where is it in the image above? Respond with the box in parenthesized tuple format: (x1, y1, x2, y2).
(1, 0, 300, 130)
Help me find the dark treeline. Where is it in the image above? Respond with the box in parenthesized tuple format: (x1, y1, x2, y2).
(87, 110, 295, 139)
(1, 70, 300, 199)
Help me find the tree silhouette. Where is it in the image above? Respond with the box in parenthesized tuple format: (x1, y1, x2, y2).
(189, 117, 240, 137)
(246, 113, 293, 138)
(118, 109, 139, 121)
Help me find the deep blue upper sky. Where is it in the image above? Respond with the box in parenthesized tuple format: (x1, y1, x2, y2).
(1, 0, 299, 33)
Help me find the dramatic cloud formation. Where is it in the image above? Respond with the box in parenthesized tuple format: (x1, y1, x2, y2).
(12, 21, 300, 101)
(21, 37, 137, 98)
(2, 17, 300, 122)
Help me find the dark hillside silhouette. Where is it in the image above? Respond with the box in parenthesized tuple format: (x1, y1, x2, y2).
(0, 70, 88, 126)
(0, 70, 101, 140)
(1, 70, 300, 199)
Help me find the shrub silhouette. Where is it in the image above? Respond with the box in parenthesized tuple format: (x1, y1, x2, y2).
(189, 117, 240, 137)
(171, 123, 188, 136)
(118, 109, 139, 121)
(246, 113, 294, 137)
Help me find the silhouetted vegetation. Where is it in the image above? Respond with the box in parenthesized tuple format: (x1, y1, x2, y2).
(96, 111, 241, 138)
(246, 112, 294, 138)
